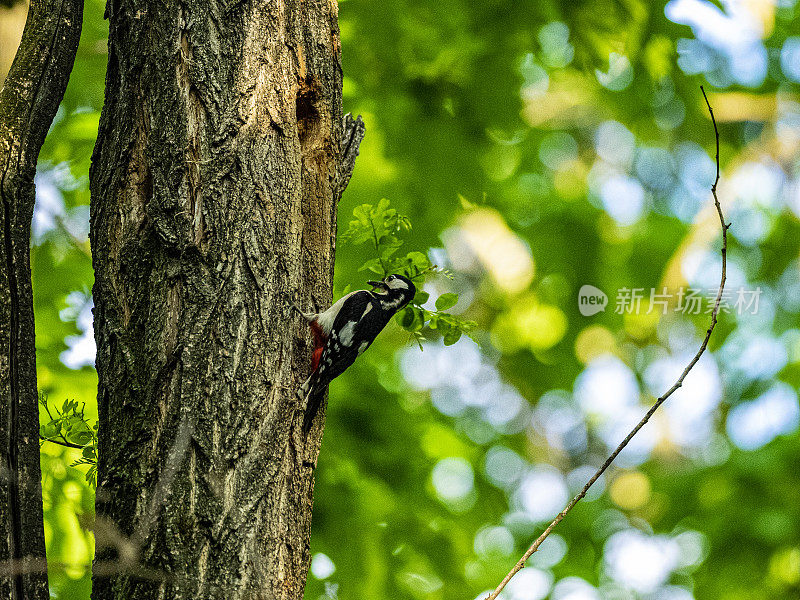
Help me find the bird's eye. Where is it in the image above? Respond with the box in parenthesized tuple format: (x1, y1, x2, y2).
(387, 275, 395, 281)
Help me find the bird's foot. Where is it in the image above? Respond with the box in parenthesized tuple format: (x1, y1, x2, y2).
(290, 300, 315, 322)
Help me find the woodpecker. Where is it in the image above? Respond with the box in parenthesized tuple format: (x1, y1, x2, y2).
(293, 274, 416, 433)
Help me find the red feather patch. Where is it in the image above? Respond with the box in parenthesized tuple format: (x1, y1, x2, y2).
(309, 320, 326, 372)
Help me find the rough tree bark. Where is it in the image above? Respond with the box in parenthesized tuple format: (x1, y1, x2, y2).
(0, 0, 82, 597)
(89, 1, 363, 599)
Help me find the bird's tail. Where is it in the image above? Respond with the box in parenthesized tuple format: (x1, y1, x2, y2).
(298, 373, 324, 434)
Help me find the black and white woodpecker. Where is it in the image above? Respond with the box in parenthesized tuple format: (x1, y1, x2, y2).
(293, 274, 416, 433)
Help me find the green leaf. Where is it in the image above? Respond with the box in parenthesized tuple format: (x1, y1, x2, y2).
(406, 251, 430, 270)
(353, 204, 372, 225)
(443, 328, 462, 346)
(411, 331, 425, 350)
(86, 465, 97, 488)
(396, 307, 414, 328)
(358, 258, 385, 274)
(380, 235, 404, 250)
(68, 419, 91, 434)
(72, 430, 93, 445)
(413, 291, 430, 305)
(381, 245, 401, 260)
(41, 422, 58, 439)
(396, 306, 424, 332)
(435, 293, 458, 311)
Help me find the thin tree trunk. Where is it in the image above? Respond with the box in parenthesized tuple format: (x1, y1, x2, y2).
(89, 2, 363, 599)
(0, 0, 83, 597)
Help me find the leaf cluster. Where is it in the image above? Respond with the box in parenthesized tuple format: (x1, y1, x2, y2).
(39, 393, 98, 487)
(342, 199, 477, 347)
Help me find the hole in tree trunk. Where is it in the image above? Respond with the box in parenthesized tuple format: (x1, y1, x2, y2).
(296, 81, 320, 149)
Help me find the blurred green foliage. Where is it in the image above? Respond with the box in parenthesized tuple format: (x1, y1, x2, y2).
(14, 0, 800, 598)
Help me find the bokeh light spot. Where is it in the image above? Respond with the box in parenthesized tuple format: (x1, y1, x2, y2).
(575, 325, 616, 364)
(610, 471, 651, 510)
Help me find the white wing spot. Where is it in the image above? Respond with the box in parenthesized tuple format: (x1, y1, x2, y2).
(315, 291, 362, 336)
(338, 320, 357, 347)
(362, 303, 373, 317)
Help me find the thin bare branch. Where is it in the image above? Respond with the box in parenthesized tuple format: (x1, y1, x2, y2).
(38, 435, 82, 450)
(483, 88, 729, 600)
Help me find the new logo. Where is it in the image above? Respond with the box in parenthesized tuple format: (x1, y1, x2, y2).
(578, 285, 607, 316)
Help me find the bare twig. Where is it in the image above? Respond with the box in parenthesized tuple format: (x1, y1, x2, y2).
(0, 555, 169, 582)
(38, 435, 82, 450)
(483, 88, 729, 600)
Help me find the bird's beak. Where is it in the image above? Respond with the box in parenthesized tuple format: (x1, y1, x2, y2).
(367, 280, 388, 291)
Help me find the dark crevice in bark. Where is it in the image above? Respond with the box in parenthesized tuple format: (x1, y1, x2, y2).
(296, 81, 321, 149)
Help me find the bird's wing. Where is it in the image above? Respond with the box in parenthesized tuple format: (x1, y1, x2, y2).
(328, 290, 374, 333)
(318, 294, 382, 382)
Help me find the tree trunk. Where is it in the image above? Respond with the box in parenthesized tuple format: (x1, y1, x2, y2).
(0, 0, 82, 597)
(89, 2, 363, 599)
